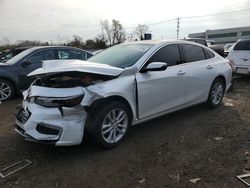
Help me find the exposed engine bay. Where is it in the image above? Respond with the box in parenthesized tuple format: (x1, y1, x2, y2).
(32, 71, 117, 88)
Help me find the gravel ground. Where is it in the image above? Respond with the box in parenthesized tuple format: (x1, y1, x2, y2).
(0, 77, 250, 188)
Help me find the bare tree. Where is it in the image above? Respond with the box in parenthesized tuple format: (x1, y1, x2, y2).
(68, 35, 82, 48)
(16, 40, 48, 47)
(135, 24, 149, 40)
(111, 19, 126, 44)
(100, 20, 112, 46)
(100, 19, 126, 46)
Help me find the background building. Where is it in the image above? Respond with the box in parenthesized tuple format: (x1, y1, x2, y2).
(189, 26, 250, 44)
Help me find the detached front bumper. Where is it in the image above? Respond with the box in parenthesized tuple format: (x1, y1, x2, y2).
(15, 101, 87, 146)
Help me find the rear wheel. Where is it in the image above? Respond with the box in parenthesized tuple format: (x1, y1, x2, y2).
(0, 78, 14, 101)
(87, 101, 132, 149)
(206, 78, 225, 108)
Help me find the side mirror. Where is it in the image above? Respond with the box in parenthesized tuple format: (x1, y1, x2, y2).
(21, 60, 32, 68)
(142, 62, 168, 72)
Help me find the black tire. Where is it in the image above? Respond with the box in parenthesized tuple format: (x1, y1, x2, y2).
(206, 78, 225, 108)
(0, 78, 14, 101)
(86, 101, 132, 149)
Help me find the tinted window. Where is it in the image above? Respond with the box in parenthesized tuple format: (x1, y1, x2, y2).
(58, 49, 87, 60)
(147, 44, 181, 66)
(182, 44, 206, 62)
(204, 48, 215, 59)
(28, 50, 56, 63)
(15, 48, 27, 55)
(76, 51, 87, 60)
(6, 48, 34, 65)
(0, 52, 13, 61)
(234, 40, 250, 51)
(5, 52, 13, 59)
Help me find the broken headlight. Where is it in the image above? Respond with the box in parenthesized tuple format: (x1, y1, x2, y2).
(34, 94, 84, 108)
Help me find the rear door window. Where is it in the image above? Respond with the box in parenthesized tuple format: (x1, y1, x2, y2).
(28, 49, 56, 63)
(76, 51, 87, 60)
(182, 44, 206, 63)
(147, 44, 181, 67)
(204, 48, 215, 59)
(58, 49, 87, 60)
(233, 40, 250, 51)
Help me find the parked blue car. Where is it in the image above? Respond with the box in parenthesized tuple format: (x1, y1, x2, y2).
(0, 46, 92, 100)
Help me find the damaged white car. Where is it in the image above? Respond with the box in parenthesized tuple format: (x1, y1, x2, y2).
(15, 40, 232, 148)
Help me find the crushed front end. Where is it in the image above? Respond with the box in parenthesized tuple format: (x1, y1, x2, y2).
(14, 71, 113, 146)
(15, 86, 87, 146)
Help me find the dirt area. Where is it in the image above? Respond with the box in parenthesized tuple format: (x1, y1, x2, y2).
(0, 77, 250, 188)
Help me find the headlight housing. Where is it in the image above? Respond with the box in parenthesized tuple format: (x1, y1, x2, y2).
(34, 94, 84, 108)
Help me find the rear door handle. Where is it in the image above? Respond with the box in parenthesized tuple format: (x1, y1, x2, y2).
(207, 65, 213, 69)
(177, 70, 186, 75)
(241, 58, 250, 61)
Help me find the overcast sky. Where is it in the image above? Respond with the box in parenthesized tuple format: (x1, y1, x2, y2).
(0, 0, 250, 44)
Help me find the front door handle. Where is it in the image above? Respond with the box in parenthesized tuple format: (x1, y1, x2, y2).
(207, 65, 213, 69)
(177, 70, 186, 75)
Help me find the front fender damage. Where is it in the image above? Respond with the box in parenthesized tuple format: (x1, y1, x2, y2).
(19, 84, 105, 146)
(80, 87, 104, 107)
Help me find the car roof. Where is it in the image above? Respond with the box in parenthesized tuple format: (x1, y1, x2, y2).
(119, 39, 211, 50)
(120, 39, 203, 46)
(29, 46, 90, 52)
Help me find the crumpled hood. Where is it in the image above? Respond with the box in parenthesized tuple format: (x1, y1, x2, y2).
(28, 60, 124, 77)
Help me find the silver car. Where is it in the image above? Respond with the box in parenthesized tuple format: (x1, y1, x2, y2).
(15, 40, 232, 148)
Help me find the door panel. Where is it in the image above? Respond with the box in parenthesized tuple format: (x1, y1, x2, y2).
(183, 61, 213, 104)
(136, 44, 186, 119)
(136, 66, 186, 119)
(181, 44, 213, 104)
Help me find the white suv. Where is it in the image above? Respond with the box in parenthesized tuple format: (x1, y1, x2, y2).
(227, 39, 250, 74)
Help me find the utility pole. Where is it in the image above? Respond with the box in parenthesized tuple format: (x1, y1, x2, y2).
(176, 17, 180, 39)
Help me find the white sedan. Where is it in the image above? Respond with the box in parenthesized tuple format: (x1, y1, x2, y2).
(227, 39, 250, 74)
(15, 40, 232, 148)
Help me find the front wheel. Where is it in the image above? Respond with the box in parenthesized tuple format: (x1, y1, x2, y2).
(206, 78, 225, 108)
(87, 101, 132, 149)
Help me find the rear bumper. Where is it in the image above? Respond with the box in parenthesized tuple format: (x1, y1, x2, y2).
(14, 101, 87, 146)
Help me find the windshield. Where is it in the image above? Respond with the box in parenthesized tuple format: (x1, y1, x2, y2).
(88, 43, 153, 68)
(6, 48, 35, 65)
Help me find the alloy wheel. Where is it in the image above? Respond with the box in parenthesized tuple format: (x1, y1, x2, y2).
(211, 82, 224, 105)
(0, 82, 11, 101)
(101, 108, 128, 144)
